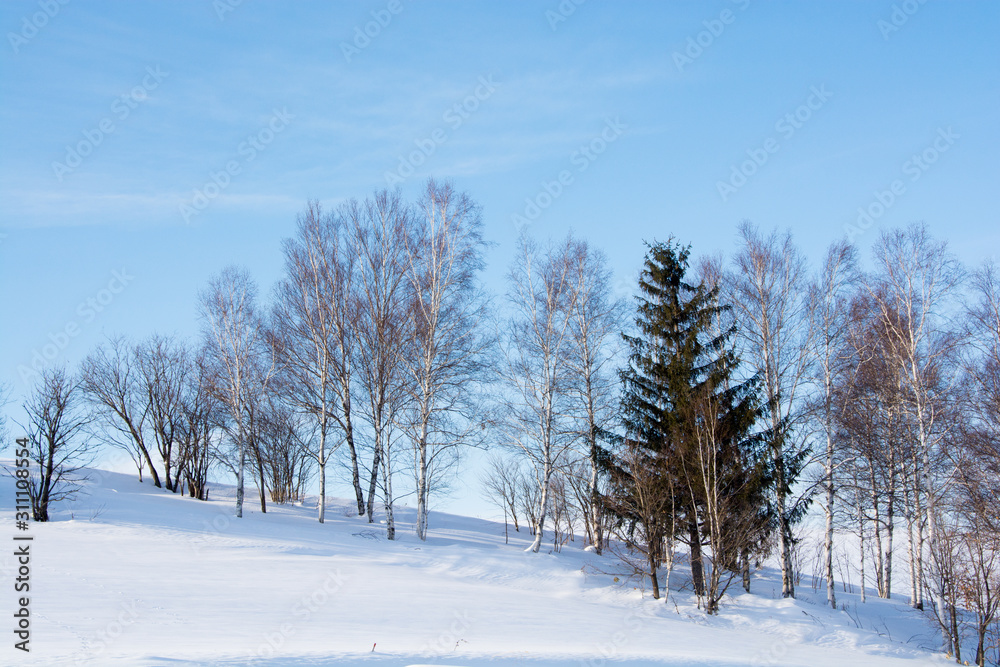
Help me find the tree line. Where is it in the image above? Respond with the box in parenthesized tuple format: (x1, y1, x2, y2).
(4, 181, 998, 663)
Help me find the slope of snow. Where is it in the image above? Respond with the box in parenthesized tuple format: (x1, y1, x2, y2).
(0, 464, 946, 666)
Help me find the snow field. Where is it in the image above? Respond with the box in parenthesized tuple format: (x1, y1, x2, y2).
(0, 465, 944, 666)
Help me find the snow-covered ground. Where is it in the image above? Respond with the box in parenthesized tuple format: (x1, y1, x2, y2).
(0, 465, 946, 666)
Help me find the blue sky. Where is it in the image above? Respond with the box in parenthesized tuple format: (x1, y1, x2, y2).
(1, 1, 998, 513)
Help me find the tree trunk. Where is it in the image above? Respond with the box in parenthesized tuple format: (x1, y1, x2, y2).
(382, 444, 395, 541)
(824, 432, 836, 608)
(884, 492, 894, 599)
(318, 427, 326, 524)
(415, 417, 429, 540)
(872, 483, 885, 597)
(257, 447, 267, 514)
(366, 437, 381, 523)
(776, 444, 794, 598)
(689, 519, 706, 597)
(343, 400, 365, 517)
(859, 517, 866, 603)
(906, 504, 920, 609)
(141, 443, 162, 488)
(742, 552, 751, 593)
(236, 425, 245, 518)
(529, 463, 551, 553)
(588, 426, 603, 555)
(648, 549, 660, 600)
(164, 455, 174, 493)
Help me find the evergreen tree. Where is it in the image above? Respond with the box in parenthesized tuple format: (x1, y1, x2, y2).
(602, 239, 774, 609)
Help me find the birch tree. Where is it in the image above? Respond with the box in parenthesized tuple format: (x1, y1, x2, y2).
(835, 307, 907, 602)
(401, 180, 492, 540)
(685, 380, 769, 614)
(965, 260, 1000, 446)
(272, 201, 349, 523)
(199, 265, 272, 519)
(563, 241, 626, 554)
(500, 234, 580, 553)
(727, 222, 813, 598)
(807, 240, 859, 608)
(349, 189, 413, 539)
(867, 223, 965, 651)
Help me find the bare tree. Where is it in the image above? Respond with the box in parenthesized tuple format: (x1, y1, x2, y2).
(867, 223, 965, 651)
(958, 261, 1000, 666)
(563, 240, 626, 554)
(685, 384, 762, 614)
(519, 469, 542, 538)
(401, 180, 493, 540)
(834, 304, 908, 603)
(965, 260, 1000, 447)
(726, 222, 814, 598)
(480, 453, 523, 543)
(80, 336, 160, 486)
(499, 234, 580, 552)
(200, 265, 273, 519)
(19, 368, 94, 521)
(176, 350, 218, 500)
(954, 446, 1000, 667)
(272, 201, 350, 523)
(320, 203, 365, 516)
(547, 472, 577, 552)
(807, 240, 860, 608)
(349, 189, 413, 539)
(565, 457, 611, 554)
(256, 397, 313, 504)
(603, 439, 673, 599)
(135, 335, 189, 493)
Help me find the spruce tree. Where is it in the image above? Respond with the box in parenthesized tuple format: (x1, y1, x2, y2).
(602, 239, 774, 608)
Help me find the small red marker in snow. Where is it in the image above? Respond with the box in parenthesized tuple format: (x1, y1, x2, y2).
(371, 642, 376, 652)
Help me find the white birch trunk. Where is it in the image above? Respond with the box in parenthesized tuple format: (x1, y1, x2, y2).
(318, 425, 326, 524)
(529, 464, 550, 553)
(236, 416, 245, 518)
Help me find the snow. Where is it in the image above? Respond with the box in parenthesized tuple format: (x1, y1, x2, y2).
(0, 464, 945, 666)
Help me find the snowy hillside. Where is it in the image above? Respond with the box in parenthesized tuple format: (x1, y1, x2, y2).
(1, 465, 945, 666)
